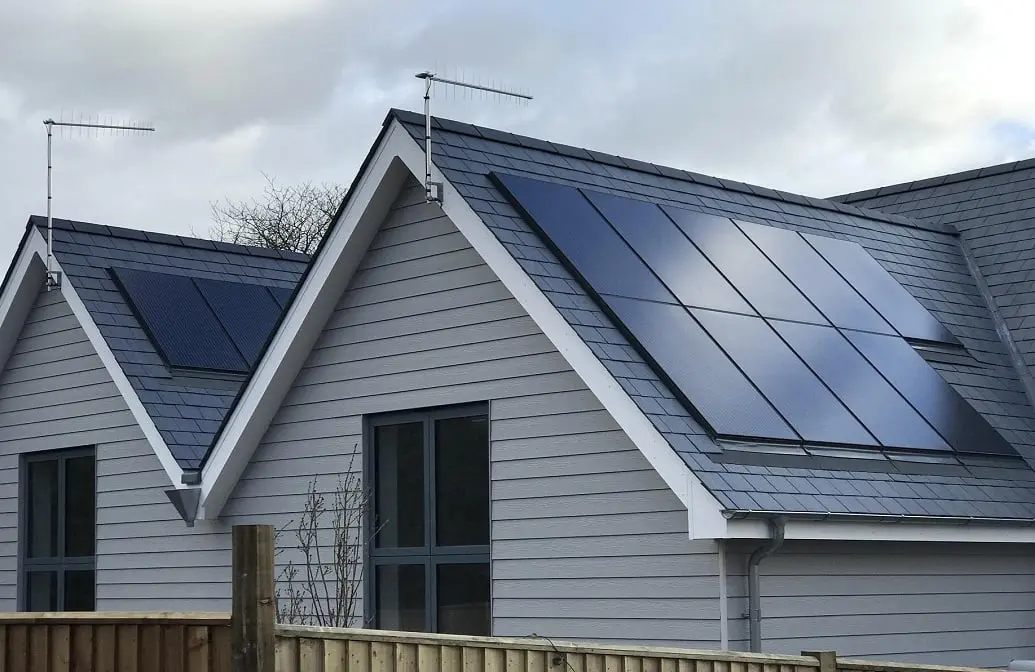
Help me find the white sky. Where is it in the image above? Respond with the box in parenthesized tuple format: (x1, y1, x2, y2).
(3, 0, 1035, 272)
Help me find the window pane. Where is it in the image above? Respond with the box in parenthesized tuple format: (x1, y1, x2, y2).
(27, 460, 58, 558)
(65, 456, 95, 557)
(374, 422, 425, 548)
(26, 571, 57, 611)
(435, 416, 489, 546)
(64, 570, 95, 611)
(376, 564, 426, 631)
(437, 563, 490, 635)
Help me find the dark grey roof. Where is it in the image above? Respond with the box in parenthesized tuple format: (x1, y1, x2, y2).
(35, 216, 309, 470)
(387, 108, 1035, 521)
(832, 160, 1035, 398)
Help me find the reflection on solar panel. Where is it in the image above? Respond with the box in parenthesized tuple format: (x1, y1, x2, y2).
(802, 231, 959, 344)
(110, 267, 289, 373)
(492, 170, 1015, 459)
(194, 278, 283, 367)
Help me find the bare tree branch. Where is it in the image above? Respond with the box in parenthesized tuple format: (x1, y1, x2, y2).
(201, 173, 347, 256)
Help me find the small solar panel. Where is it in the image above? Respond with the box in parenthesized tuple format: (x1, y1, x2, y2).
(736, 220, 895, 334)
(110, 267, 248, 372)
(771, 320, 951, 452)
(844, 330, 1016, 456)
(492, 173, 677, 304)
(194, 278, 284, 367)
(583, 189, 755, 314)
(661, 206, 826, 324)
(690, 309, 874, 446)
(603, 295, 797, 441)
(802, 232, 958, 344)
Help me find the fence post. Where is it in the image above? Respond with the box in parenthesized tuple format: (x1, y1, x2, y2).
(233, 524, 276, 672)
(802, 651, 837, 672)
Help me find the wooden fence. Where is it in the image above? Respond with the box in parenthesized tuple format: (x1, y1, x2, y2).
(0, 525, 1000, 672)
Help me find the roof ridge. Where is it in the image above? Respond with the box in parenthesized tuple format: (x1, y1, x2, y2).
(27, 215, 311, 263)
(830, 155, 1035, 205)
(385, 108, 954, 236)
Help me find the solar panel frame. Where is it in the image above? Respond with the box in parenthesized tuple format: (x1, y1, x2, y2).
(109, 267, 249, 373)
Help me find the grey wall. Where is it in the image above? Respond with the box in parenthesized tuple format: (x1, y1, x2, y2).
(726, 539, 1035, 668)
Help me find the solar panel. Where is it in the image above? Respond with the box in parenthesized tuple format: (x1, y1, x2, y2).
(843, 330, 1016, 456)
(661, 206, 826, 324)
(194, 278, 284, 367)
(771, 320, 951, 452)
(268, 286, 295, 309)
(690, 308, 874, 446)
(802, 232, 958, 344)
(582, 189, 755, 314)
(603, 296, 797, 441)
(492, 173, 676, 304)
(736, 220, 895, 334)
(110, 268, 248, 373)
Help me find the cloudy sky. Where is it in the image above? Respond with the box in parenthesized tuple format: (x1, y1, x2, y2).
(3, 0, 1035, 271)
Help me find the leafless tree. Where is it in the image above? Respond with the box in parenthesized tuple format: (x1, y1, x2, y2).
(273, 449, 377, 627)
(206, 172, 347, 256)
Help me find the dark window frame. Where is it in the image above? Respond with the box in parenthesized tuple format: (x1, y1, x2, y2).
(363, 403, 491, 633)
(18, 446, 97, 611)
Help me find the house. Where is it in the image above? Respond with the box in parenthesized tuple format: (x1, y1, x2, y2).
(2, 108, 1035, 667)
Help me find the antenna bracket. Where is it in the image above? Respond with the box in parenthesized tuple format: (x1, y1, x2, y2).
(46, 270, 62, 289)
(427, 180, 444, 203)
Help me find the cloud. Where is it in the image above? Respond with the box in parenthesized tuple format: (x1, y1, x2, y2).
(3, 0, 1035, 273)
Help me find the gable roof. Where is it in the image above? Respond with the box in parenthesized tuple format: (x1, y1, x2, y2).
(383, 108, 1035, 524)
(13, 216, 308, 472)
(831, 159, 1035, 406)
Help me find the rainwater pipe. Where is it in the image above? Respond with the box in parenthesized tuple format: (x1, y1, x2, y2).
(747, 516, 785, 652)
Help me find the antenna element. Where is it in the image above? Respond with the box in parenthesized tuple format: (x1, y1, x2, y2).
(415, 71, 532, 204)
(43, 117, 156, 290)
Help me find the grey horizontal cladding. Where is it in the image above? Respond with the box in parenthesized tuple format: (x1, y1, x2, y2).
(725, 540, 1035, 667)
(218, 176, 723, 646)
(394, 115, 1035, 520)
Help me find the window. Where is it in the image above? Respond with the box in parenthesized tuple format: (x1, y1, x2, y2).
(367, 405, 490, 635)
(20, 447, 96, 611)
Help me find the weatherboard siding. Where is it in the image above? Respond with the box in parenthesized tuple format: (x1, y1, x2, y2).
(231, 179, 725, 644)
(725, 541, 1035, 667)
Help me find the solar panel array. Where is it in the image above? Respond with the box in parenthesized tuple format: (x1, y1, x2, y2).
(110, 267, 290, 374)
(491, 171, 1016, 458)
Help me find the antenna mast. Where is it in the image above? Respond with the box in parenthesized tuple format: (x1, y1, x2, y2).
(415, 71, 532, 204)
(43, 117, 156, 290)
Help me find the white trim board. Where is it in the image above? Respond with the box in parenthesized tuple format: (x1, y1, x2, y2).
(0, 230, 185, 487)
(195, 119, 729, 538)
(725, 517, 1035, 543)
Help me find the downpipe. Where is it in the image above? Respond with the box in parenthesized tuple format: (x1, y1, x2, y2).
(747, 516, 785, 652)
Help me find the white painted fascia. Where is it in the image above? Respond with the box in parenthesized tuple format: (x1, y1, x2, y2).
(195, 117, 729, 537)
(726, 517, 1035, 543)
(0, 230, 184, 487)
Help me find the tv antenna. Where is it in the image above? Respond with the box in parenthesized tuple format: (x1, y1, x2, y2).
(42, 116, 156, 290)
(415, 71, 532, 203)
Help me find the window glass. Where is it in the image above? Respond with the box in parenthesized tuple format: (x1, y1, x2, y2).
(26, 571, 57, 611)
(437, 563, 490, 635)
(65, 456, 95, 557)
(64, 570, 96, 612)
(27, 460, 58, 558)
(375, 564, 425, 631)
(374, 422, 425, 548)
(435, 416, 490, 547)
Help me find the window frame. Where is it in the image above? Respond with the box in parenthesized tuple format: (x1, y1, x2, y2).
(363, 403, 491, 633)
(18, 446, 97, 612)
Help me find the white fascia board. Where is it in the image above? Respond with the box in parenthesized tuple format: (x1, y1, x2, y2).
(0, 232, 46, 375)
(0, 231, 183, 487)
(197, 123, 411, 519)
(195, 118, 729, 536)
(726, 517, 1035, 543)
